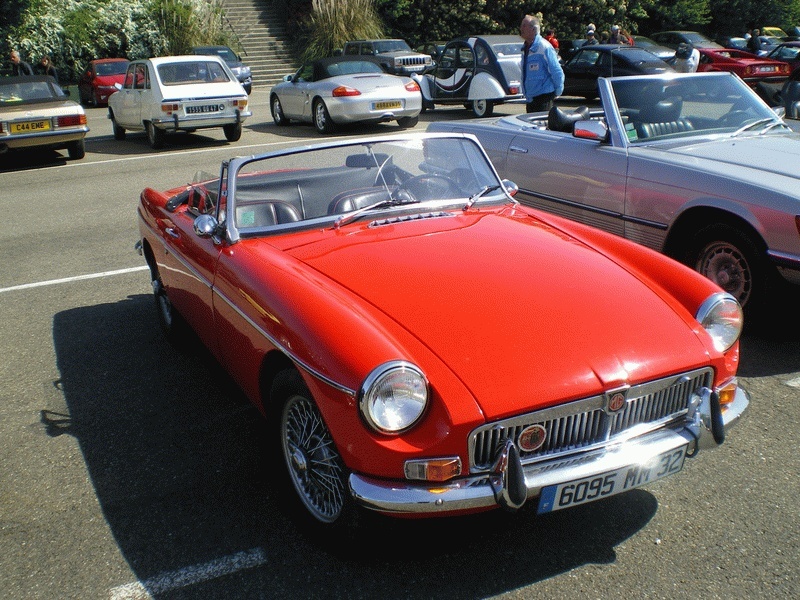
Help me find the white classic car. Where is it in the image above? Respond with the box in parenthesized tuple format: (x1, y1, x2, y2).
(429, 72, 800, 319)
(108, 55, 251, 149)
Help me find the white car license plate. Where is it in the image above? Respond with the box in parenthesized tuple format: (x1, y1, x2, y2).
(373, 101, 402, 110)
(537, 446, 687, 514)
(11, 119, 51, 134)
(185, 103, 224, 114)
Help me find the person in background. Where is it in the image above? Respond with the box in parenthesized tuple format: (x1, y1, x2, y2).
(620, 27, 635, 45)
(747, 28, 762, 54)
(520, 14, 565, 113)
(673, 42, 700, 73)
(609, 25, 626, 44)
(39, 55, 58, 84)
(9, 50, 34, 76)
(599, 30, 610, 43)
(544, 28, 560, 55)
(584, 28, 599, 45)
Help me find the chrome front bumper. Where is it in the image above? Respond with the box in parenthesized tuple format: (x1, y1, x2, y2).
(349, 384, 749, 515)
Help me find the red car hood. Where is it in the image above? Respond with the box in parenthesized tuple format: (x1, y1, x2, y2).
(93, 74, 125, 86)
(289, 209, 709, 419)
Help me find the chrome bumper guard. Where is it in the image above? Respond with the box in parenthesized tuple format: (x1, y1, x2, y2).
(349, 384, 749, 515)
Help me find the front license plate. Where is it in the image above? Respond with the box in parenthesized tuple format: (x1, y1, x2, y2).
(11, 119, 51, 134)
(185, 103, 224, 114)
(373, 100, 402, 110)
(536, 446, 687, 514)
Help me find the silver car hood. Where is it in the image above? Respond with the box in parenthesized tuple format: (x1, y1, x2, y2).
(664, 133, 800, 179)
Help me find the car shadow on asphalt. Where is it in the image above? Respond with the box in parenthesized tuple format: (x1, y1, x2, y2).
(49, 293, 659, 597)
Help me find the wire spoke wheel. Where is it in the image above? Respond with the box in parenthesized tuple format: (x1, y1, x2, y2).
(281, 390, 346, 524)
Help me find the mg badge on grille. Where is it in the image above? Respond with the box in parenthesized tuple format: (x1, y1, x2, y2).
(518, 424, 547, 452)
(604, 386, 630, 414)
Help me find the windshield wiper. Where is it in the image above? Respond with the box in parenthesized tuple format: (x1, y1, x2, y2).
(333, 195, 419, 229)
(464, 184, 502, 210)
(730, 118, 783, 137)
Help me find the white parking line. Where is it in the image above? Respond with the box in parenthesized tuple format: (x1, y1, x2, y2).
(0, 266, 149, 294)
(109, 547, 268, 599)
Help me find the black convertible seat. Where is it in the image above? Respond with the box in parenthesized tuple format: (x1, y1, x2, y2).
(547, 105, 591, 133)
(637, 119, 695, 138)
(636, 97, 694, 138)
(327, 187, 393, 214)
(235, 200, 302, 227)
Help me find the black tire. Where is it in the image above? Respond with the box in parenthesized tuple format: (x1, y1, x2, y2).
(223, 122, 242, 142)
(397, 115, 418, 128)
(472, 99, 494, 118)
(110, 111, 125, 140)
(152, 274, 190, 346)
(684, 223, 773, 317)
(313, 99, 335, 134)
(270, 369, 356, 534)
(271, 95, 289, 125)
(67, 139, 85, 160)
(146, 121, 165, 149)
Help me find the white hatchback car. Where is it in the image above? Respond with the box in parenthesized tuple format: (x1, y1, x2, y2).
(108, 55, 251, 149)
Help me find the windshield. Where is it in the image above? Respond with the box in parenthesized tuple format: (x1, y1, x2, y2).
(610, 74, 786, 142)
(228, 135, 505, 235)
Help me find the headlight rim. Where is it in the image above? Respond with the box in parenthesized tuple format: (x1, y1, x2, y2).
(696, 291, 743, 353)
(359, 360, 429, 435)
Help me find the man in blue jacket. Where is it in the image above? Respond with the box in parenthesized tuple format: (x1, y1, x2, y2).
(520, 15, 565, 113)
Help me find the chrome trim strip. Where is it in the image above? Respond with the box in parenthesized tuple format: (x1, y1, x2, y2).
(517, 189, 669, 230)
(141, 219, 356, 398)
(212, 286, 357, 397)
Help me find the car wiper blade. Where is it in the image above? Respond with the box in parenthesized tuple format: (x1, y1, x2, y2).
(464, 184, 502, 209)
(333, 195, 419, 229)
(730, 118, 781, 137)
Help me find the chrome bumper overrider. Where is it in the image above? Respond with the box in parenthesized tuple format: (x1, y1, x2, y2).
(349, 384, 749, 515)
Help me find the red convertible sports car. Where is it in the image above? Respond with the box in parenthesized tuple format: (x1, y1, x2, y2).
(136, 132, 749, 531)
(697, 47, 790, 86)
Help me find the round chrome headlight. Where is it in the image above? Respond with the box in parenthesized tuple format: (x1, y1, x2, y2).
(359, 361, 429, 434)
(696, 292, 743, 352)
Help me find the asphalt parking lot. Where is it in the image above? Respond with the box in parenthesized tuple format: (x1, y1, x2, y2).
(0, 85, 798, 599)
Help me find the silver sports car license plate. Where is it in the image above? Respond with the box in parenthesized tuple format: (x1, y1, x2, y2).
(536, 445, 687, 513)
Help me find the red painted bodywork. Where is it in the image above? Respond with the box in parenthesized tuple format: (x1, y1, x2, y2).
(697, 48, 790, 86)
(139, 181, 738, 481)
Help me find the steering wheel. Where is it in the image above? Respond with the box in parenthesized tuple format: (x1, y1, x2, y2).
(396, 174, 462, 201)
(718, 110, 750, 128)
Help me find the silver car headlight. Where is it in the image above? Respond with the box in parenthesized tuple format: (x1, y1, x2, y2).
(696, 292, 743, 352)
(359, 361, 429, 434)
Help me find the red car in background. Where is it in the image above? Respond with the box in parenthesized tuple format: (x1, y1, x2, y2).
(696, 47, 790, 87)
(77, 58, 129, 107)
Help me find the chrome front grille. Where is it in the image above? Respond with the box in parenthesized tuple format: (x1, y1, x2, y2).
(469, 368, 712, 471)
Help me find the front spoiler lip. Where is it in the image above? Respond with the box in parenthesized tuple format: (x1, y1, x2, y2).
(349, 384, 749, 516)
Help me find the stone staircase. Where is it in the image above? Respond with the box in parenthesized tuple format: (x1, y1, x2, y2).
(221, 0, 299, 88)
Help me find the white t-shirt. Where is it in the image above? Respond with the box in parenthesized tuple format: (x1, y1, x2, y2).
(674, 48, 700, 73)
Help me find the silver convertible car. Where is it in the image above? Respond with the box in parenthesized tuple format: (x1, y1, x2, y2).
(429, 71, 800, 318)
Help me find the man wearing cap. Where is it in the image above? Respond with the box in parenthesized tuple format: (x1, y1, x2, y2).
(585, 29, 599, 45)
(609, 25, 625, 44)
(673, 42, 700, 72)
(520, 14, 565, 112)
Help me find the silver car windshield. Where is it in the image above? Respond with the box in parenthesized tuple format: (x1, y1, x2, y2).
(610, 74, 788, 142)
(227, 134, 506, 237)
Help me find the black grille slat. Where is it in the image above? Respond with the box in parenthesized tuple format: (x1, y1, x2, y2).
(469, 368, 712, 471)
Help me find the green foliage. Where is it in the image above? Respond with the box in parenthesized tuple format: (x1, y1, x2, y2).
(5, 0, 800, 83)
(1, 0, 229, 83)
(298, 0, 384, 62)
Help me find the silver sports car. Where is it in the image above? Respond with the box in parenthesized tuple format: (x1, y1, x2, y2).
(429, 72, 800, 318)
(270, 55, 422, 134)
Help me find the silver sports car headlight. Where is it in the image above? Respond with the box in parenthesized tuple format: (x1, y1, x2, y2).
(696, 292, 743, 352)
(359, 361, 429, 434)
